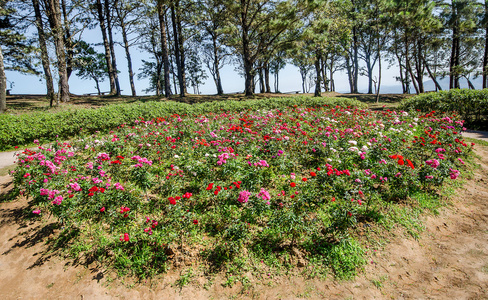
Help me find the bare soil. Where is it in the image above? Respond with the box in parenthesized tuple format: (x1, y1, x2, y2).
(0, 147, 487, 299)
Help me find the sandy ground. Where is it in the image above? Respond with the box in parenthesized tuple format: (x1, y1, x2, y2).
(464, 130, 488, 142)
(0, 150, 17, 170)
(0, 144, 487, 299)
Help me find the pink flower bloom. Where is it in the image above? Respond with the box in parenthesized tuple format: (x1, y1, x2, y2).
(426, 159, 440, 168)
(449, 168, 460, 180)
(51, 195, 63, 205)
(257, 188, 271, 201)
(68, 182, 82, 192)
(238, 190, 251, 203)
(32, 209, 41, 215)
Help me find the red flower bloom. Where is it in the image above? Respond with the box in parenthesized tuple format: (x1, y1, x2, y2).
(193, 219, 198, 225)
(316, 167, 321, 171)
(68, 194, 74, 198)
(122, 233, 129, 242)
(310, 172, 316, 177)
(100, 187, 105, 193)
(100, 207, 105, 212)
(169, 197, 176, 205)
(347, 211, 352, 217)
(290, 182, 296, 187)
(331, 197, 336, 202)
(206, 183, 214, 190)
(406, 159, 415, 169)
(214, 189, 219, 196)
(89, 186, 99, 192)
(88, 192, 94, 197)
(398, 159, 404, 166)
(302, 177, 307, 182)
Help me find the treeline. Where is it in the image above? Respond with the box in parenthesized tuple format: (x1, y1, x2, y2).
(0, 0, 486, 111)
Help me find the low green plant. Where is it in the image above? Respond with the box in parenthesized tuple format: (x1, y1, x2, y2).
(0, 96, 365, 150)
(399, 89, 488, 129)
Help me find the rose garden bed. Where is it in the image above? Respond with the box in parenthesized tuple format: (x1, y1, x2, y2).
(11, 100, 473, 282)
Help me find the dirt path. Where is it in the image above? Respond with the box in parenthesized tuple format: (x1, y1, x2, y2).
(463, 130, 488, 142)
(0, 150, 17, 170)
(0, 145, 487, 299)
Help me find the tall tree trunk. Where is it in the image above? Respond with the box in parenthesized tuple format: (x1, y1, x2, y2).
(404, 30, 419, 94)
(176, 1, 186, 95)
(0, 46, 5, 113)
(450, 3, 460, 89)
(33, 0, 55, 106)
(484, 0, 488, 89)
(321, 58, 328, 92)
(212, 35, 223, 95)
(416, 39, 424, 93)
(329, 58, 335, 91)
(156, 56, 162, 96)
(346, 55, 354, 93)
(115, 0, 136, 96)
(314, 52, 322, 97)
(376, 38, 381, 102)
(264, 63, 271, 93)
(258, 66, 264, 93)
(423, 56, 442, 91)
(453, 36, 460, 89)
(484, 16, 488, 88)
(241, 1, 253, 96)
(170, 2, 184, 97)
(46, 0, 69, 102)
(274, 71, 279, 93)
(465, 76, 475, 89)
(104, 0, 120, 95)
(300, 68, 306, 93)
(393, 35, 406, 94)
(406, 59, 419, 94)
(96, 0, 115, 94)
(366, 53, 373, 94)
(352, 28, 359, 93)
(157, 0, 172, 97)
(350, 0, 359, 93)
(94, 77, 101, 95)
(61, 0, 73, 80)
(166, 16, 178, 95)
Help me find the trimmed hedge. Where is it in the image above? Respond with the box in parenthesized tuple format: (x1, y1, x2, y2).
(0, 96, 366, 151)
(399, 89, 488, 125)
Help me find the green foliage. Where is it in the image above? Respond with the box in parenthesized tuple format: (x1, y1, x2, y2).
(72, 41, 108, 92)
(12, 100, 472, 283)
(399, 89, 488, 128)
(0, 96, 365, 150)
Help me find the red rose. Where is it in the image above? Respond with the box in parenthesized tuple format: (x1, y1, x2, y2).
(290, 182, 296, 187)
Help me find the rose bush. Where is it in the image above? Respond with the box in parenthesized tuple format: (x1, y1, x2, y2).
(12, 103, 473, 279)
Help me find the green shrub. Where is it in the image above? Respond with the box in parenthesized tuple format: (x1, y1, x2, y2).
(0, 96, 366, 151)
(399, 89, 488, 126)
